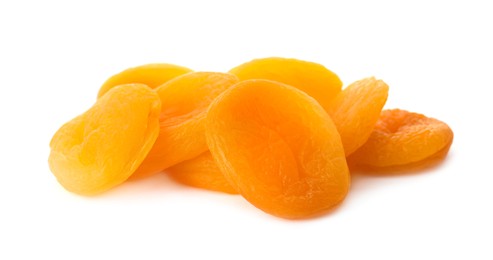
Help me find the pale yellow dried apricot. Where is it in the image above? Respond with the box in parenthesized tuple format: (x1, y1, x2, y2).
(206, 79, 350, 219)
(131, 72, 239, 179)
(167, 152, 238, 194)
(327, 77, 389, 156)
(348, 109, 453, 169)
(229, 57, 342, 111)
(97, 63, 192, 98)
(49, 84, 161, 195)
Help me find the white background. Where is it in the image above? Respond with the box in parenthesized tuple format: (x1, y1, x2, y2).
(1, 0, 492, 259)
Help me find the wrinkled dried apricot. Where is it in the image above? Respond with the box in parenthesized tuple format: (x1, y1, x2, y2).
(97, 63, 192, 98)
(49, 84, 161, 195)
(206, 79, 350, 219)
(167, 152, 238, 194)
(131, 72, 239, 179)
(327, 77, 389, 156)
(348, 109, 454, 169)
(229, 57, 342, 111)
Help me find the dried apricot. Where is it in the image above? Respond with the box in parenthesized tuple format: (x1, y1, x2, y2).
(97, 63, 192, 98)
(206, 79, 350, 219)
(49, 84, 161, 195)
(131, 72, 239, 179)
(327, 77, 389, 156)
(348, 109, 453, 169)
(167, 152, 238, 194)
(229, 57, 342, 111)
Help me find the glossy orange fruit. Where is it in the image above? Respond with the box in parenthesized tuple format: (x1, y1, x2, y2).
(49, 84, 161, 195)
(206, 79, 350, 219)
(167, 152, 238, 194)
(131, 72, 239, 179)
(327, 77, 389, 155)
(348, 109, 454, 169)
(98, 63, 192, 98)
(229, 57, 342, 111)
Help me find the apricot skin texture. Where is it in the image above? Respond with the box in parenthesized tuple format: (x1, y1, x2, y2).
(167, 152, 238, 194)
(229, 57, 342, 111)
(97, 63, 192, 98)
(348, 109, 454, 169)
(328, 77, 389, 156)
(206, 79, 350, 219)
(131, 72, 239, 179)
(49, 84, 161, 195)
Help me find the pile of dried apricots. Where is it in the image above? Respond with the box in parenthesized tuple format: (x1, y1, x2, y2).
(49, 57, 453, 219)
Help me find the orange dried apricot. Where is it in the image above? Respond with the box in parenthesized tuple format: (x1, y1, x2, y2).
(348, 109, 454, 169)
(131, 72, 239, 179)
(49, 84, 161, 195)
(327, 77, 389, 156)
(167, 152, 238, 194)
(97, 63, 192, 98)
(206, 79, 350, 219)
(229, 57, 342, 111)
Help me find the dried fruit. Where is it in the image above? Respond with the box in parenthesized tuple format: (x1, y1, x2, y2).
(229, 57, 342, 111)
(97, 63, 192, 98)
(167, 152, 238, 194)
(327, 77, 389, 155)
(48, 57, 455, 219)
(131, 72, 239, 179)
(206, 79, 350, 219)
(348, 109, 454, 169)
(49, 84, 161, 195)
